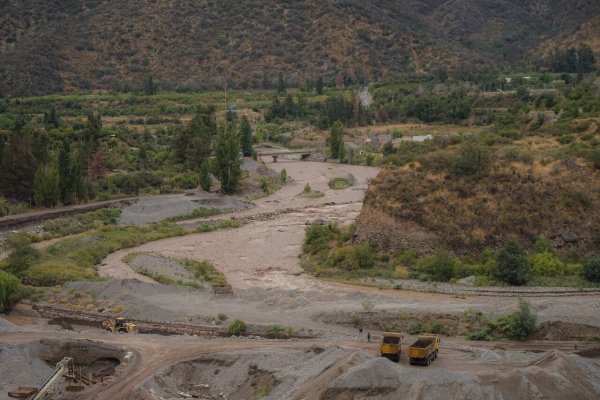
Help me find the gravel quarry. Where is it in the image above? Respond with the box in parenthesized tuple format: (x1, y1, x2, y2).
(2, 159, 600, 399)
(135, 345, 600, 400)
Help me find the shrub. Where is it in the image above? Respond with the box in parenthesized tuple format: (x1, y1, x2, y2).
(328, 177, 352, 190)
(529, 252, 567, 276)
(304, 225, 335, 254)
(494, 239, 531, 285)
(217, 313, 228, 322)
(279, 168, 287, 183)
(453, 141, 491, 176)
(466, 322, 497, 341)
(266, 324, 286, 338)
(415, 252, 459, 282)
(5, 234, 40, 276)
(22, 262, 95, 286)
(582, 257, 600, 282)
(0, 270, 21, 312)
(228, 319, 247, 336)
(497, 299, 536, 341)
(588, 149, 600, 169)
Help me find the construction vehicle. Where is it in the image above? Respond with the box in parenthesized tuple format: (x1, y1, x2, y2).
(408, 335, 439, 366)
(380, 332, 403, 362)
(103, 317, 137, 333)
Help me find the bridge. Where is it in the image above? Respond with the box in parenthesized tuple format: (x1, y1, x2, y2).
(257, 149, 312, 162)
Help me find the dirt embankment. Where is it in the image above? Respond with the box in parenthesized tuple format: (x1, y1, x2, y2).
(357, 160, 600, 256)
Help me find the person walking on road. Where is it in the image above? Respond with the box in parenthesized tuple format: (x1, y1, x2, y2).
(367, 332, 371, 343)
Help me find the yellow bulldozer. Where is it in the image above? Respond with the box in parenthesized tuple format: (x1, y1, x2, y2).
(103, 317, 138, 333)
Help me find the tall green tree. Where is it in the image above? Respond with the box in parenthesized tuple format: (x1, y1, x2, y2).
(144, 75, 157, 95)
(173, 107, 216, 170)
(0, 131, 37, 202)
(578, 43, 596, 73)
(277, 72, 287, 95)
(327, 120, 345, 159)
(239, 116, 254, 157)
(316, 76, 324, 95)
(44, 106, 60, 128)
(33, 165, 60, 208)
(214, 124, 242, 194)
(494, 239, 531, 286)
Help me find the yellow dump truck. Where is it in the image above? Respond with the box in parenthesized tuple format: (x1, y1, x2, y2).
(408, 335, 439, 366)
(380, 332, 403, 362)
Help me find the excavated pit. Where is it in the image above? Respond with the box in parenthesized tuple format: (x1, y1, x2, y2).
(0, 339, 127, 400)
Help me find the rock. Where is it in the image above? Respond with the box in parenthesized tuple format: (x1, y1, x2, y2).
(457, 276, 476, 286)
(561, 232, 579, 243)
(312, 218, 325, 225)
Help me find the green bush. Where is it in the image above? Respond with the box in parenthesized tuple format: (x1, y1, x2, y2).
(22, 262, 95, 286)
(328, 177, 352, 190)
(582, 257, 600, 282)
(494, 239, 530, 285)
(5, 234, 40, 276)
(497, 299, 536, 341)
(266, 324, 287, 338)
(228, 319, 247, 336)
(414, 252, 459, 282)
(304, 225, 336, 254)
(453, 141, 491, 176)
(0, 270, 21, 312)
(279, 168, 287, 183)
(529, 252, 568, 276)
(466, 323, 497, 341)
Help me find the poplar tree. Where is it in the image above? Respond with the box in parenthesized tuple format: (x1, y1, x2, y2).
(214, 125, 241, 194)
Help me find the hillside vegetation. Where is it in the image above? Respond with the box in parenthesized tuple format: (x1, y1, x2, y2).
(1, 0, 600, 95)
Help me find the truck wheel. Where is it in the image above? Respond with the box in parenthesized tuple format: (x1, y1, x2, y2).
(427, 357, 431, 366)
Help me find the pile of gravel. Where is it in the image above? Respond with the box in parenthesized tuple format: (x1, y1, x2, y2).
(119, 192, 251, 225)
(0, 317, 17, 333)
(127, 253, 194, 282)
(0, 342, 52, 398)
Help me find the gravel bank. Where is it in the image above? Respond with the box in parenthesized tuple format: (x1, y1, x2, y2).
(118, 192, 251, 225)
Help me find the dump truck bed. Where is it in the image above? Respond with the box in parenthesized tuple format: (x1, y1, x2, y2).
(408, 335, 439, 365)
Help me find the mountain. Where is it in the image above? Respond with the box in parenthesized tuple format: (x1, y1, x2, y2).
(1, 0, 599, 96)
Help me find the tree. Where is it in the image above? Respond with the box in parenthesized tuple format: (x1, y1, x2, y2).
(173, 109, 215, 171)
(199, 160, 212, 192)
(214, 124, 242, 194)
(327, 120, 345, 159)
(277, 72, 286, 95)
(494, 239, 531, 285)
(582, 257, 600, 282)
(33, 165, 60, 208)
(0, 270, 21, 312)
(497, 299, 536, 340)
(578, 43, 596, 73)
(454, 141, 491, 177)
(144, 75, 157, 95)
(44, 106, 60, 128)
(239, 116, 253, 157)
(316, 76, 324, 95)
(0, 131, 37, 202)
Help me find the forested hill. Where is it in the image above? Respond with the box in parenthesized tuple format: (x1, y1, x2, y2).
(1, 0, 600, 96)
